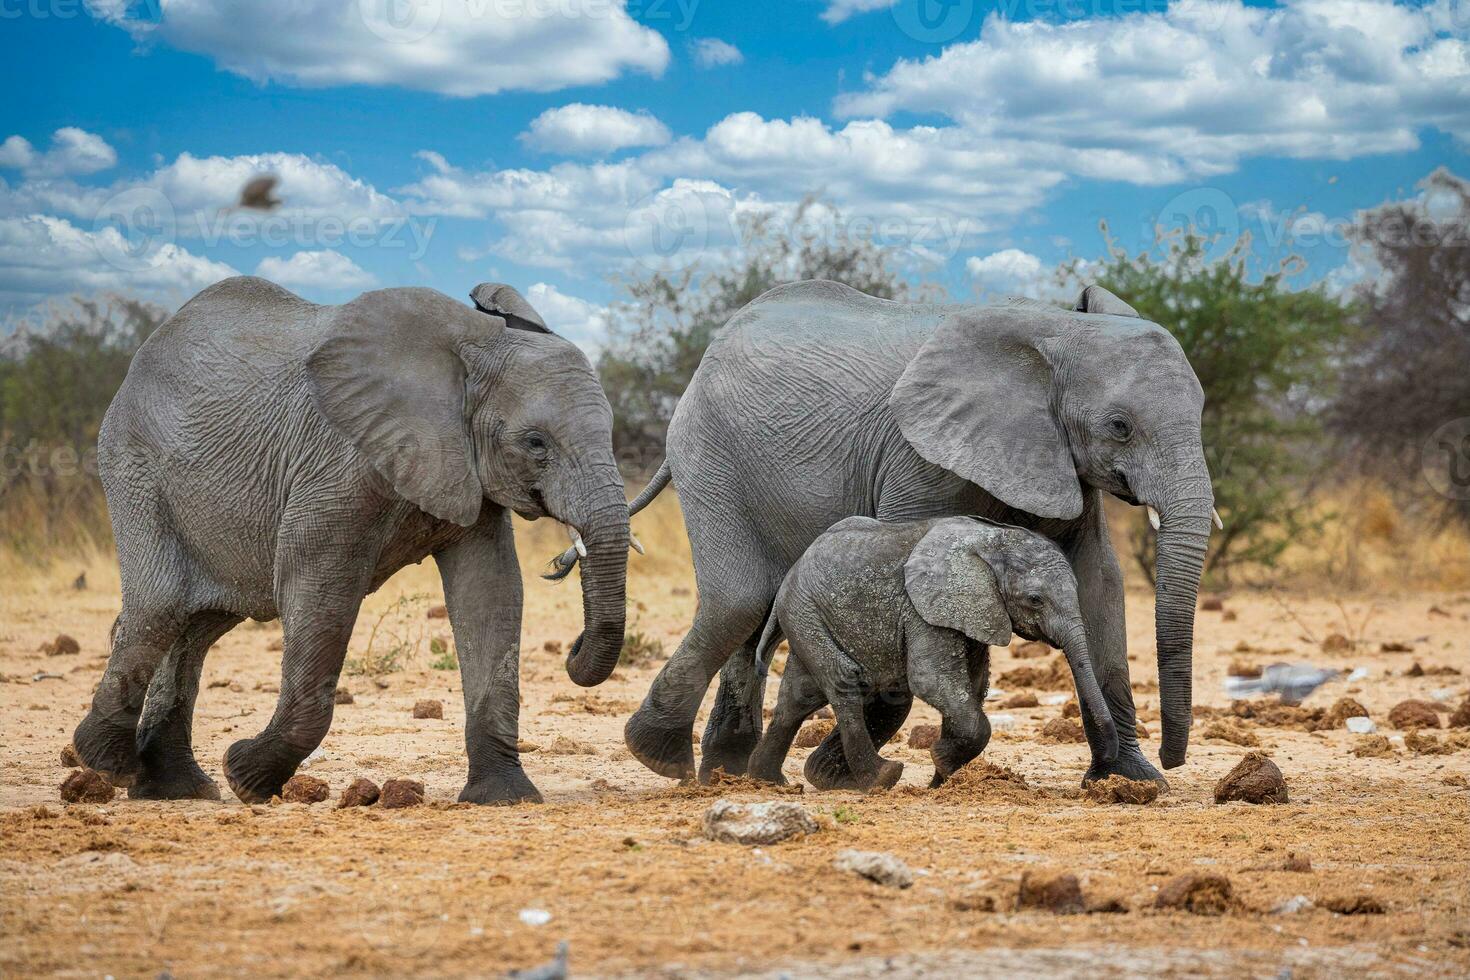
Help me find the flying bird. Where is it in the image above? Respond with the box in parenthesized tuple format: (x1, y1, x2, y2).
(235, 174, 282, 211)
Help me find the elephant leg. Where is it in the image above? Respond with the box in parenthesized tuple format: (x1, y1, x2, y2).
(224, 544, 366, 804)
(436, 508, 541, 805)
(1068, 497, 1163, 787)
(626, 539, 779, 781)
(748, 653, 827, 786)
(699, 635, 766, 781)
(73, 603, 186, 789)
(825, 678, 903, 793)
(907, 637, 991, 788)
(130, 610, 241, 801)
(805, 687, 912, 790)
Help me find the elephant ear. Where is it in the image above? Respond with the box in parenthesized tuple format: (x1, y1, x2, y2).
(890, 309, 1083, 520)
(308, 287, 501, 527)
(904, 520, 1012, 647)
(469, 283, 551, 334)
(1076, 284, 1139, 318)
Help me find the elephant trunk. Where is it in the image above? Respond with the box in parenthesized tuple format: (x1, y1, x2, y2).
(1053, 618, 1118, 763)
(1150, 462, 1213, 770)
(560, 473, 630, 688)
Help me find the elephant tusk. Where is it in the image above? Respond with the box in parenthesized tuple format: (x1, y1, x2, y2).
(1212, 507, 1225, 531)
(629, 532, 645, 556)
(563, 523, 587, 558)
(1147, 506, 1161, 531)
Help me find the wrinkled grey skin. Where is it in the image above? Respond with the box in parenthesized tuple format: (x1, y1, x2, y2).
(747, 517, 1118, 790)
(602, 280, 1212, 788)
(71, 276, 629, 805)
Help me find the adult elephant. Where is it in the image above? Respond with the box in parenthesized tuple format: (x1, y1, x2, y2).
(576, 279, 1215, 787)
(72, 277, 630, 805)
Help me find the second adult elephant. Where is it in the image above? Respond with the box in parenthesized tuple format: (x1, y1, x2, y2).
(573, 279, 1215, 787)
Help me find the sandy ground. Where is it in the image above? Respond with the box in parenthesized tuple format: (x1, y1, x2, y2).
(2, 516, 1468, 978)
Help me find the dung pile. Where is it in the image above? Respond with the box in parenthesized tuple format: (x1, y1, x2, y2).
(1155, 873, 1235, 915)
(1083, 775, 1160, 805)
(999, 657, 1072, 691)
(1214, 752, 1288, 804)
(930, 759, 1037, 804)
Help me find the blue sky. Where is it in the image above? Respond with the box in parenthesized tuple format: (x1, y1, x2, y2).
(2, 0, 1467, 348)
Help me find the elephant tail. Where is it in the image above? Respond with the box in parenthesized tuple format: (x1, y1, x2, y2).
(752, 602, 785, 694)
(542, 460, 671, 582)
(628, 459, 671, 516)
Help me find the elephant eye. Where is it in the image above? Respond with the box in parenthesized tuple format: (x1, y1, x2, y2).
(1027, 593, 1044, 609)
(522, 432, 549, 455)
(1106, 416, 1133, 442)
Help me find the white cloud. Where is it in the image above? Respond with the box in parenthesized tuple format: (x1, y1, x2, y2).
(0, 214, 236, 307)
(89, 0, 669, 98)
(254, 249, 376, 290)
(521, 104, 671, 156)
(966, 248, 1046, 298)
(0, 128, 117, 178)
(524, 282, 610, 352)
(820, 0, 893, 25)
(691, 38, 743, 67)
(837, 0, 1470, 183)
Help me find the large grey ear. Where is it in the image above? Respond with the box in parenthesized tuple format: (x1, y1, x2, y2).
(308, 287, 502, 527)
(904, 520, 1012, 646)
(469, 283, 551, 333)
(890, 309, 1083, 520)
(1076, 284, 1139, 318)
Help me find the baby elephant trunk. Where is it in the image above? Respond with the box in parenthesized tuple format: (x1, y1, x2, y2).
(1055, 621, 1118, 763)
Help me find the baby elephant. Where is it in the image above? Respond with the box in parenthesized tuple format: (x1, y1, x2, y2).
(748, 516, 1118, 790)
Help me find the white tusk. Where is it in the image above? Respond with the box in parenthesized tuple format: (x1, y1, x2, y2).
(1147, 506, 1161, 531)
(1212, 507, 1225, 531)
(564, 523, 587, 558)
(628, 532, 645, 555)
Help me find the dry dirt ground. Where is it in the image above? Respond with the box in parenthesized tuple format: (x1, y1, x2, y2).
(2, 514, 1468, 978)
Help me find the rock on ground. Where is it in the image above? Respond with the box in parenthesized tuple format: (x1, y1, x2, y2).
(1214, 752, 1288, 804)
(703, 799, 818, 845)
(1083, 775, 1160, 805)
(907, 724, 940, 750)
(280, 774, 330, 804)
(60, 768, 113, 803)
(379, 778, 426, 809)
(1155, 873, 1234, 915)
(338, 778, 380, 808)
(833, 849, 914, 888)
(1387, 699, 1441, 730)
(1016, 872, 1085, 914)
(412, 699, 444, 719)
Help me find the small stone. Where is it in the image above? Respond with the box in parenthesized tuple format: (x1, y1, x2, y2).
(702, 799, 818, 845)
(1214, 752, 1288, 804)
(1322, 894, 1386, 915)
(1155, 873, 1234, 915)
(1320, 633, 1352, 654)
(427, 604, 448, 619)
(1016, 872, 1085, 914)
(1388, 699, 1441, 730)
(412, 699, 444, 720)
(59, 744, 82, 768)
(907, 724, 940, 750)
(794, 719, 835, 749)
(833, 849, 914, 888)
(1083, 774, 1160, 805)
(1345, 716, 1376, 734)
(337, 778, 380, 808)
(60, 768, 114, 804)
(334, 687, 354, 705)
(1039, 717, 1086, 744)
(379, 778, 425, 809)
(1272, 895, 1314, 915)
(1001, 691, 1039, 709)
(280, 774, 330, 804)
(40, 634, 81, 657)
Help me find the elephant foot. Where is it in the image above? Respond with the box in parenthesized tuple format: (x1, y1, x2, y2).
(624, 710, 695, 780)
(1083, 744, 1168, 791)
(803, 738, 862, 791)
(129, 762, 222, 802)
(745, 758, 789, 786)
(459, 766, 543, 805)
(697, 727, 760, 784)
(223, 736, 299, 804)
(862, 759, 904, 793)
(72, 710, 142, 788)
